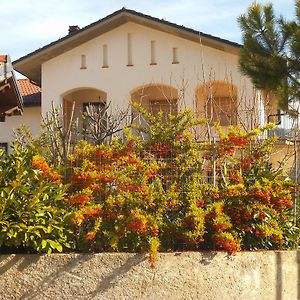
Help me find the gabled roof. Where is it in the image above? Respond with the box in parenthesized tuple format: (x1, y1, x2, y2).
(0, 55, 23, 121)
(13, 8, 242, 85)
(17, 79, 41, 106)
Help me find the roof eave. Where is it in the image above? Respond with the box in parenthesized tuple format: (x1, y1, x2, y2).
(13, 9, 242, 85)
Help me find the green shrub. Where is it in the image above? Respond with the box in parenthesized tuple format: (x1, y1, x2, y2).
(0, 145, 73, 253)
(2, 106, 298, 266)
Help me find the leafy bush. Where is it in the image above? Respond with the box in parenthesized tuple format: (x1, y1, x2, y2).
(0, 145, 73, 253)
(1, 106, 298, 266)
(203, 125, 298, 250)
(67, 109, 208, 266)
(66, 106, 298, 266)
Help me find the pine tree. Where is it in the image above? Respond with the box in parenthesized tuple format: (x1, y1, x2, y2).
(239, 1, 300, 114)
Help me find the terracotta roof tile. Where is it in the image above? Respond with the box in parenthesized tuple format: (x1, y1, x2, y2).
(17, 79, 41, 106)
(0, 55, 7, 63)
(17, 79, 41, 96)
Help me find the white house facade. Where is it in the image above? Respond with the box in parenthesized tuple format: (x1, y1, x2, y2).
(0, 8, 267, 149)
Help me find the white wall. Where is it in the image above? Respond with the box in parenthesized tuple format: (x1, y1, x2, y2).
(0, 251, 299, 300)
(42, 22, 256, 116)
(0, 107, 41, 148)
(1, 22, 259, 146)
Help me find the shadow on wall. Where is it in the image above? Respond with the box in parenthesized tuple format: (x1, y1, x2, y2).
(0, 252, 299, 299)
(197, 251, 218, 265)
(276, 251, 282, 300)
(18, 254, 145, 300)
(0, 255, 40, 276)
(19, 254, 93, 300)
(298, 251, 300, 300)
(87, 254, 145, 299)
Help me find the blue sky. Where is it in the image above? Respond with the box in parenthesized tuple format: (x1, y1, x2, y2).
(1, 0, 296, 61)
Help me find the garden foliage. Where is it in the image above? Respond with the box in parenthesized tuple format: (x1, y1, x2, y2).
(0, 144, 73, 253)
(66, 104, 298, 265)
(0, 105, 298, 266)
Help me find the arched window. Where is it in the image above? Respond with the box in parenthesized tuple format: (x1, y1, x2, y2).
(131, 84, 178, 122)
(62, 88, 107, 142)
(196, 81, 237, 126)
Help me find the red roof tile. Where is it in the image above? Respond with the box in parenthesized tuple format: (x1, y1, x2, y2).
(0, 55, 7, 63)
(17, 79, 41, 96)
(17, 79, 41, 106)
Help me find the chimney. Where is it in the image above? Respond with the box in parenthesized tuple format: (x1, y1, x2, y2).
(68, 25, 80, 35)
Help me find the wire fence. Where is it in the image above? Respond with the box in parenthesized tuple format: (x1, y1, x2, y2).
(69, 138, 299, 211)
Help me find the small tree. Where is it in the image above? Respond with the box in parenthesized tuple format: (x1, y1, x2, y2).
(82, 102, 132, 144)
(41, 102, 132, 168)
(41, 103, 78, 168)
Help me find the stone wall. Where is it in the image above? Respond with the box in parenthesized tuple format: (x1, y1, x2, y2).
(0, 251, 299, 299)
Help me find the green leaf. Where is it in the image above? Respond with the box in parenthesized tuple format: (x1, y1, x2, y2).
(48, 240, 63, 252)
(41, 239, 47, 249)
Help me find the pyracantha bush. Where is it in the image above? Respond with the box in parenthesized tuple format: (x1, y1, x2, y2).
(203, 124, 297, 250)
(65, 106, 298, 266)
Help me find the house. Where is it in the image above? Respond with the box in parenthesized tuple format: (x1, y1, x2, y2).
(1, 8, 271, 150)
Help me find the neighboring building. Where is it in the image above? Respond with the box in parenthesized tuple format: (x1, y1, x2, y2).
(0, 55, 23, 122)
(0, 79, 41, 151)
(17, 78, 41, 107)
(0, 54, 24, 152)
(1, 8, 269, 149)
